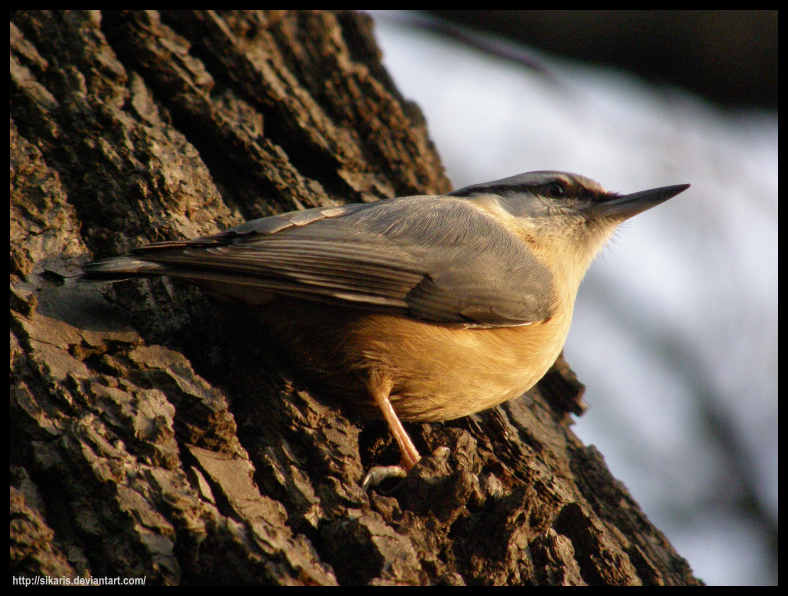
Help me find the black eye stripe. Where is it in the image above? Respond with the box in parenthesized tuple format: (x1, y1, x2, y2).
(450, 181, 572, 198)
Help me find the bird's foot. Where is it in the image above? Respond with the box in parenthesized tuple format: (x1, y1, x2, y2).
(361, 464, 408, 491)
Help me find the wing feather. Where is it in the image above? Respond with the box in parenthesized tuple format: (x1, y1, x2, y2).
(84, 196, 555, 327)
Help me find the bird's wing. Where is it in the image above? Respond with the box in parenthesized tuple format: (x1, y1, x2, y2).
(83, 197, 555, 327)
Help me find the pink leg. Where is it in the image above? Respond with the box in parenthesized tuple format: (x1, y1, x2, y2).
(370, 387, 421, 470)
(361, 386, 422, 490)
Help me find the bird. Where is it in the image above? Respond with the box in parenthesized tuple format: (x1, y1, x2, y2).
(81, 171, 689, 486)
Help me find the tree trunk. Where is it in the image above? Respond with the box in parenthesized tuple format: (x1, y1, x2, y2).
(10, 10, 702, 585)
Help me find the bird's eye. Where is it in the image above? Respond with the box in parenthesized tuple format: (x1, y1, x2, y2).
(546, 182, 565, 198)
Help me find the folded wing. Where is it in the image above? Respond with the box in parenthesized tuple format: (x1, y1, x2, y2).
(83, 197, 555, 327)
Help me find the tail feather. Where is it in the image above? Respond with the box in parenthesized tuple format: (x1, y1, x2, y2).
(80, 256, 167, 281)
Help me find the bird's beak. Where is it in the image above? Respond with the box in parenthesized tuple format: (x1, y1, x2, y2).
(592, 183, 690, 220)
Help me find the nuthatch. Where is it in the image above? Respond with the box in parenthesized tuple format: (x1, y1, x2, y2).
(83, 171, 689, 485)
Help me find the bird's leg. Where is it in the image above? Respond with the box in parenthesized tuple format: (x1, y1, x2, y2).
(372, 385, 421, 469)
(361, 382, 421, 490)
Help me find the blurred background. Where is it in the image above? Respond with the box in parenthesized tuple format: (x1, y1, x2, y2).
(367, 10, 777, 586)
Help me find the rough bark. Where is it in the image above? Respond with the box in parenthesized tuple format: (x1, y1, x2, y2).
(10, 10, 702, 585)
